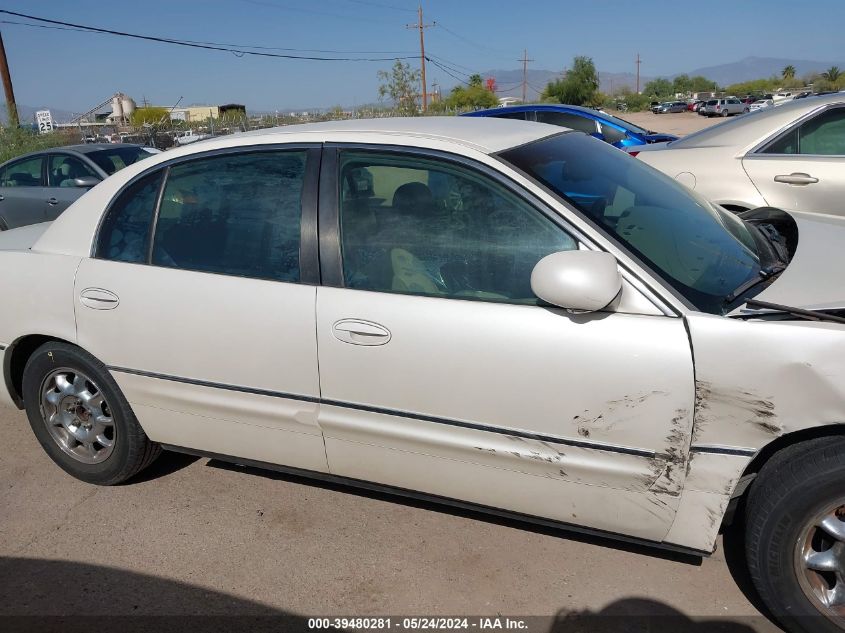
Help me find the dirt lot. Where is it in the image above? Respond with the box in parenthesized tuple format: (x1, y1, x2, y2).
(0, 403, 783, 632)
(619, 110, 726, 136)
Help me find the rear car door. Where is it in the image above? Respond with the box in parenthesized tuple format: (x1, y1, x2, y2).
(742, 105, 845, 216)
(44, 154, 101, 220)
(315, 145, 696, 542)
(74, 146, 328, 471)
(0, 155, 47, 228)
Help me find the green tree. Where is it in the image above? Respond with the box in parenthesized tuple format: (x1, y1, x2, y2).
(823, 66, 841, 82)
(689, 75, 717, 93)
(377, 60, 421, 115)
(642, 77, 673, 99)
(782, 65, 796, 80)
(543, 56, 599, 106)
(443, 82, 498, 110)
(468, 74, 483, 87)
(130, 107, 170, 126)
(672, 74, 691, 94)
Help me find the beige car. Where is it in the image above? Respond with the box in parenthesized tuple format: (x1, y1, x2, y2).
(0, 118, 844, 633)
(634, 93, 845, 215)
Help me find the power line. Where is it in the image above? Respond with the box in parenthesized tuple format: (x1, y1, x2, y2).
(434, 22, 512, 57)
(0, 19, 416, 55)
(341, 0, 416, 12)
(426, 57, 470, 86)
(0, 10, 417, 62)
(240, 0, 396, 26)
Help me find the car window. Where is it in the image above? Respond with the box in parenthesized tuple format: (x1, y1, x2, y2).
(48, 155, 98, 187)
(1, 156, 43, 187)
(97, 170, 163, 263)
(535, 111, 597, 134)
(86, 146, 153, 175)
(597, 122, 627, 144)
(488, 111, 527, 120)
(338, 151, 577, 304)
(151, 151, 306, 282)
(761, 108, 845, 155)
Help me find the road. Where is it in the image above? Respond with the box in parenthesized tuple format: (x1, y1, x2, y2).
(0, 402, 783, 632)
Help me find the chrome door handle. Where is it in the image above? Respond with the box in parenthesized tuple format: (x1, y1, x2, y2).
(774, 172, 819, 185)
(79, 288, 120, 310)
(0, 195, 4, 202)
(47, 197, 59, 205)
(332, 319, 391, 346)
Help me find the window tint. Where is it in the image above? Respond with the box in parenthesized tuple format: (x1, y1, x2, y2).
(339, 151, 577, 304)
(489, 111, 527, 120)
(598, 122, 627, 144)
(535, 111, 597, 134)
(762, 108, 845, 155)
(97, 170, 163, 263)
(87, 146, 153, 175)
(49, 155, 98, 187)
(1, 156, 43, 187)
(151, 151, 306, 282)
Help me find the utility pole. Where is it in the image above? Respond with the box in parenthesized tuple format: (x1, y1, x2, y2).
(518, 49, 534, 103)
(407, 4, 434, 111)
(635, 52, 642, 94)
(0, 30, 19, 128)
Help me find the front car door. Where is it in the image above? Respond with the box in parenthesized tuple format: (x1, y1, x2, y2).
(74, 146, 328, 471)
(742, 104, 845, 216)
(44, 153, 101, 220)
(315, 145, 696, 542)
(0, 155, 47, 228)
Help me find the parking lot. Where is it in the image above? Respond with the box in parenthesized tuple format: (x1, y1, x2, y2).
(1, 403, 782, 631)
(619, 110, 727, 136)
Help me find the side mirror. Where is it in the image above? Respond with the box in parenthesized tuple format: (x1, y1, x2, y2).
(73, 176, 101, 188)
(531, 250, 622, 312)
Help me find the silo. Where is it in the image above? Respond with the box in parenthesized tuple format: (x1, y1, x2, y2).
(111, 94, 124, 122)
(121, 95, 136, 118)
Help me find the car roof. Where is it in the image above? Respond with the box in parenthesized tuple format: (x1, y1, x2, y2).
(232, 116, 560, 153)
(464, 104, 603, 119)
(670, 92, 845, 149)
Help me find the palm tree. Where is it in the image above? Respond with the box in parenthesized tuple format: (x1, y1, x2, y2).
(823, 66, 841, 82)
(782, 65, 796, 80)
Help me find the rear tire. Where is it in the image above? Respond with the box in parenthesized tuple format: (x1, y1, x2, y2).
(721, 109, 729, 117)
(745, 436, 845, 633)
(22, 342, 161, 485)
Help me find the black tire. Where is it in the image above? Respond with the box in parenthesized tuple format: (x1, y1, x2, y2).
(721, 109, 729, 117)
(745, 436, 845, 633)
(22, 342, 161, 485)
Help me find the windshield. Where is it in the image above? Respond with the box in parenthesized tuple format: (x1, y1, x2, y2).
(500, 133, 764, 314)
(86, 146, 153, 175)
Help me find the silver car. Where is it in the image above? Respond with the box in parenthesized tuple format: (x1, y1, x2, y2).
(1, 118, 844, 633)
(0, 144, 156, 231)
(634, 93, 845, 215)
(704, 97, 747, 117)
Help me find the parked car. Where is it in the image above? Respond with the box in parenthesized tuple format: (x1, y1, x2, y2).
(631, 93, 845, 215)
(655, 101, 687, 114)
(0, 144, 157, 231)
(462, 104, 678, 149)
(688, 100, 705, 111)
(703, 98, 748, 117)
(749, 99, 775, 112)
(1, 117, 844, 633)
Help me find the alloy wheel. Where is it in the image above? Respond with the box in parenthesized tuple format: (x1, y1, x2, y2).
(795, 500, 845, 625)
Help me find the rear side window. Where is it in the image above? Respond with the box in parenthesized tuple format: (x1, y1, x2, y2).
(489, 111, 527, 121)
(535, 111, 597, 134)
(1, 156, 43, 187)
(762, 108, 845, 156)
(97, 170, 163, 263)
(151, 151, 306, 282)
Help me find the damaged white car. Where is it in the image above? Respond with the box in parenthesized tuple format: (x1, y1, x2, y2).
(0, 118, 843, 633)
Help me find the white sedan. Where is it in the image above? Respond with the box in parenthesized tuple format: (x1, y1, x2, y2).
(633, 93, 845, 215)
(0, 118, 844, 633)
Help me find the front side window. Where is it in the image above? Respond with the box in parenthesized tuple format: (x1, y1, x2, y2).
(49, 155, 98, 187)
(762, 108, 845, 156)
(535, 111, 597, 134)
(338, 151, 576, 304)
(151, 151, 306, 282)
(1, 156, 43, 187)
(97, 170, 163, 263)
(501, 133, 764, 314)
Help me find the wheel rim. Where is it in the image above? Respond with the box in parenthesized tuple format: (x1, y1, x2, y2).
(40, 368, 115, 464)
(795, 500, 845, 624)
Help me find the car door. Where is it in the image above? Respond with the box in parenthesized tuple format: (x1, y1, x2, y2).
(0, 155, 47, 228)
(742, 105, 845, 216)
(74, 146, 329, 472)
(315, 146, 696, 542)
(44, 153, 101, 220)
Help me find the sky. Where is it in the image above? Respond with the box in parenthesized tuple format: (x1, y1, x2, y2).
(1, 0, 843, 114)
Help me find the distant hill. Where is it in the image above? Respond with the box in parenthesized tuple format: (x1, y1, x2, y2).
(679, 56, 845, 86)
(1, 103, 79, 125)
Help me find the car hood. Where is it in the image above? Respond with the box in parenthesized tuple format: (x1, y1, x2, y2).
(751, 210, 845, 311)
(0, 222, 53, 251)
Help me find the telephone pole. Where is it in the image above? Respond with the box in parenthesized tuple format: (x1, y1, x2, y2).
(635, 52, 642, 94)
(0, 30, 19, 128)
(518, 49, 534, 103)
(407, 4, 434, 111)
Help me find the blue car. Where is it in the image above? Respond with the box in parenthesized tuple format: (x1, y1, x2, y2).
(462, 104, 678, 149)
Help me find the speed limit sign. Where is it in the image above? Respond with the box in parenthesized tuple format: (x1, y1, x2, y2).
(35, 110, 54, 134)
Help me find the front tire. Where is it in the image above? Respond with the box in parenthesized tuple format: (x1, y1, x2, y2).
(721, 109, 729, 117)
(22, 342, 161, 485)
(745, 436, 845, 633)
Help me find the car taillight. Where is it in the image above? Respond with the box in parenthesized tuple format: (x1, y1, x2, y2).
(628, 151, 640, 157)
